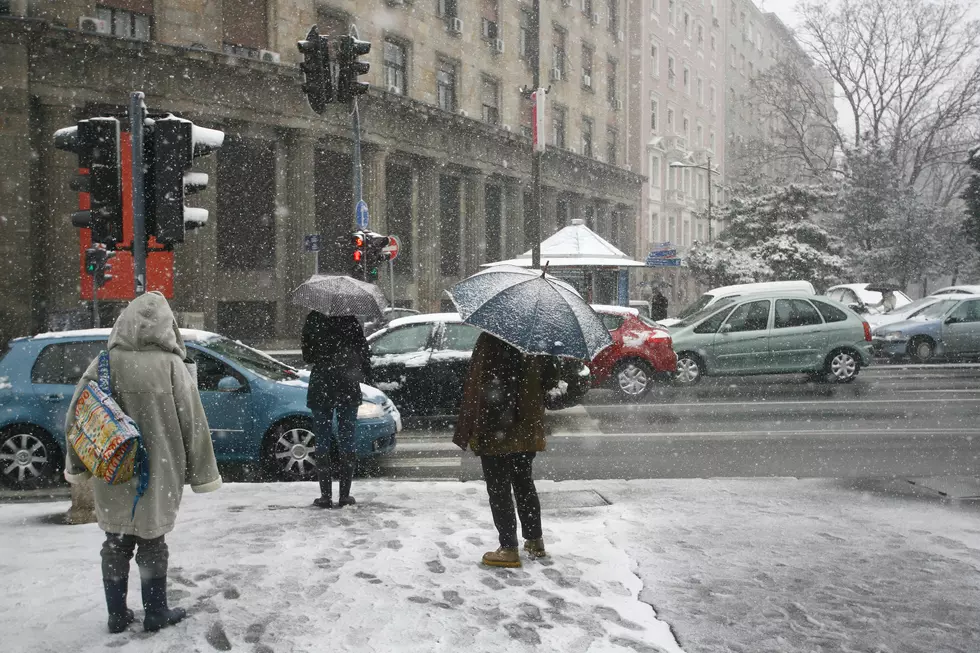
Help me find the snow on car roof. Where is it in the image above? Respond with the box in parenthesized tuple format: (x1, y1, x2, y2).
(30, 327, 220, 342)
(386, 312, 463, 329)
(590, 304, 639, 316)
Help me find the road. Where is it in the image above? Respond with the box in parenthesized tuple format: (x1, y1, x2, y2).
(381, 365, 980, 483)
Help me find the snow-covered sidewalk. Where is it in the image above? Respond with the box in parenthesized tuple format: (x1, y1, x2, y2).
(2, 478, 979, 653)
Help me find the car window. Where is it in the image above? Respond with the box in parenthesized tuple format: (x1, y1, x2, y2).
(842, 290, 860, 306)
(774, 299, 824, 329)
(187, 348, 245, 392)
(694, 306, 736, 334)
(916, 299, 958, 319)
(600, 314, 625, 331)
(441, 324, 482, 351)
(676, 293, 715, 319)
(674, 297, 738, 328)
(811, 300, 849, 323)
(826, 289, 843, 302)
(31, 341, 106, 385)
(948, 299, 980, 323)
(723, 300, 771, 333)
(370, 324, 432, 356)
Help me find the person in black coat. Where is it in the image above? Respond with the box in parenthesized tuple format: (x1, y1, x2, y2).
(650, 287, 669, 321)
(302, 312, 372, 508)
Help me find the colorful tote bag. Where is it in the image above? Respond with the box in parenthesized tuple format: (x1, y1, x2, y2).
(67, 351, 149, 518)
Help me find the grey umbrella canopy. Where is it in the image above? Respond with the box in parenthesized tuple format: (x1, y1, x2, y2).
(291, 275, 387, 319)
(447, 265, 612, 361)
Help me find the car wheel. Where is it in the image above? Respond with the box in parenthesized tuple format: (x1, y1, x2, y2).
(826, 349, 860, 383)
(263, 421, 318, 482)
(673, 353, 704, 386)
(614, 360, 654, 400)
(908, 336, 935, 363)
(0, 426, 62, 490)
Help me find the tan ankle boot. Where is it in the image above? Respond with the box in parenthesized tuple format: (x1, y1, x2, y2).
(481, 547, 521, 568)
(524, 538, 548, 559)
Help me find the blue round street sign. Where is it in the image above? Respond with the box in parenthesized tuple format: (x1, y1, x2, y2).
(355, 200, 369, 229)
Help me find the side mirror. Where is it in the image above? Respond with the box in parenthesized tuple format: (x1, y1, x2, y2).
(719, 323, 733, 334)
(847, 303, 864, 313)
(217, 376, 243, 392)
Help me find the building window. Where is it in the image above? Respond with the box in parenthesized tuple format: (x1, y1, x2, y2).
(731, 0, 737, 24)
(481, 0, 500, 41)
(582, 0, 594, 16)
(607, 0, 619, 33)
(709, 85, 716, 112)
(217, 136, 276, 270)
(697, 76, 703, 104)
(582, 44, 594, 89)
(696, 24, 704, 49)
(740, 53, 745, 75)
(683, 12, 691, 39)
(696, 123, 703, 147)
(650, 156, 661, 187)
(607, 58, 618, 105)
(222, 0, 267, 51)
(582, 117, 594, 157)
(748, 61, 754, 77)
(683, 66, 690, 94)
(383, 40, 407, 94)
(730, 45, 737, 67)
(606, 128, 618, 165)
(481, 76, 500, 124)
(667, 55, 675, 87)
(667, 107, 674, 131)
(437, 0, 458, 19)
(682, 116, 689, 140)
(710, 34, 717, 54)
(650, 95, 659, 131)
(436, 59, 456, 112)
(95, 6, 151, 41)
(553, 105, 567, 148)
(668, 0, 676, 27)
(553, 27, 567, 76)
(650, 43, 660, 76)
(519, 8, 533, 60)
(709, 130, 716, 151)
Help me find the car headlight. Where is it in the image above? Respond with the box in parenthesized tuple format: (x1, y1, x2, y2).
(879, 331, 906, 342)
(357, 402, 385, 419)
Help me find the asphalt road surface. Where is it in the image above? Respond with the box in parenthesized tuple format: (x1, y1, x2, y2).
(382, 365, 980, 482)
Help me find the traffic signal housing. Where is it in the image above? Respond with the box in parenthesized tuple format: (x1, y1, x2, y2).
(337, 35, 371, 103)
(146, 115, 224, 245)
(54, 117, 123, 247)
(297, 26, 332, 113)
(363, 232, 391, 281)
(83, 244, 116, 289)
(351, 230, 366, 278)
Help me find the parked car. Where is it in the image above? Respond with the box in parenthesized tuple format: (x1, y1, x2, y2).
(872, 295, 980, 362)
(866, 294, 964, 330)
(929, 285, 980, 296)
(825, 284, 913, 315)
(669, 294, 874, 385)
(367, 313, 591, 416)
(363, 307, 421, 337)
(0, 329, 400, 489)
(589, 305, 676, 400)
(659, 280, 816, 327)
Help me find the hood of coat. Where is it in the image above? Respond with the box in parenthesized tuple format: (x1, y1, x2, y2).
(108, 291, 186, 357)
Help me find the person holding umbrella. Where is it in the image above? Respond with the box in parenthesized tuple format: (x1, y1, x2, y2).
(292, 275, 386, 509)
(448, 265, 612, 567)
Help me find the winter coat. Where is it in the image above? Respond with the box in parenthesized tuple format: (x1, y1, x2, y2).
(64, 292, 221, 539)
(453, 332, 561, 456)
(302, 312, 372, 409)
(650, 291, 669, 321)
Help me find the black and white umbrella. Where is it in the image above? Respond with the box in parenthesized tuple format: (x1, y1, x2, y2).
(447, 265, 612, 361)
(291, 275, 387, 319)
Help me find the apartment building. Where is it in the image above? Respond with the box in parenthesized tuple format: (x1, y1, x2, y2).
(626, 0, 728, 303)
(0, 0, 643, 347)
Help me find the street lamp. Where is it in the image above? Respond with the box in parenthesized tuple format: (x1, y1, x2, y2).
(669, 155, 719, 241)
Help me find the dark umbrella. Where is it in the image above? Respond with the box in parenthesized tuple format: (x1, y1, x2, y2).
(866, 282, 901, 293)
(291, 275, 387, 319)
(447, 265, 612, 360)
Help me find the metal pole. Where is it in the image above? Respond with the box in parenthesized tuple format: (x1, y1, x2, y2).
(129, 92, 147, 296)
(388, 256, 395, 306)
(706, 155, 713, 241)
(530, 0, 542, 269)
(92, 274, 100, 328)
(351, 100, 366, 281)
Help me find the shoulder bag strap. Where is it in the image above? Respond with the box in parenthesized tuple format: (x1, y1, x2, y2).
(97, 350, 111, 395)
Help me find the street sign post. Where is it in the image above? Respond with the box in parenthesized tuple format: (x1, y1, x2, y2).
(645, 257, 682, 267)
(304, 234, 322, 272)
(355, 200, 369, 229)
(384, 234, 400, 304)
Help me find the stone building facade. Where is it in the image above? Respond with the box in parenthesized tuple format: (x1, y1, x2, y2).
(0, 0, 643, 348)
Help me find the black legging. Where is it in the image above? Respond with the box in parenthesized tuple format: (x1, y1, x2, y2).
(480, 452, 542, 549)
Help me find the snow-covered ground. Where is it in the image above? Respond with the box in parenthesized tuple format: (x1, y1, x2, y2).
(2, 478, 978, 653)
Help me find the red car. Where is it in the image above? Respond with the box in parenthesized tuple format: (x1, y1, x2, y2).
(589, 305, 677, 400)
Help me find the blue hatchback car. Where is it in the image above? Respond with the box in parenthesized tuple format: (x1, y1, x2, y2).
(0, 329, 399, 489)
(872, 295, 980, 363)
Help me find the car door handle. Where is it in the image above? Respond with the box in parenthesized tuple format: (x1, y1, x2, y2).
(43, 394, 65, 402)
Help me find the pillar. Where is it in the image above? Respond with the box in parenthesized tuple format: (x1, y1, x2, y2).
(416, 160, 441, 312)
(463, 170, 487, 275)
(542, 186, 559, 237)
(363, 146, 389, 234)
(503, 180, 525, 258)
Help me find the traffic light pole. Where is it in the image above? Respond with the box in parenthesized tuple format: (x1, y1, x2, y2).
(129, 92, 147, 296)
(351, 100, 366, 281)
(530, 0, 542, 270)
(92, 274, 100, 328)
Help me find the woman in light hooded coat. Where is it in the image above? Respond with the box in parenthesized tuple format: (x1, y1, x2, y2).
(64, 292, 222, 634)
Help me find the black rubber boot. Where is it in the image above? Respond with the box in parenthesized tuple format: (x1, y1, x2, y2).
(103, 578, 135, 633)
(337, 453, 356, 507)
(312, 467, 332, 508)
(141, 577, 187, 632)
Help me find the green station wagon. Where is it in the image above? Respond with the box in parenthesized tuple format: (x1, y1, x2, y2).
(669, 293, 874, 385)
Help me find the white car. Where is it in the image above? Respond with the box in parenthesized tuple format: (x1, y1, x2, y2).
(825, 284, 913, 316)
(930, 285, 980, 296)
(659, 280, 816, 327)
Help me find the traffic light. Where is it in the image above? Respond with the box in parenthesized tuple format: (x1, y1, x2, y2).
(336, 35, 371, 103)
(83, 244, 116, 289)
(351, 230, 366, 277)
(297, 26, 333, 114)
(363, 232, 391, 281)
(54, 117, 123, 247)
(146, 115, 224, 245)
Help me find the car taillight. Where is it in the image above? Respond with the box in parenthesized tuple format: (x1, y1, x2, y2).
(863, 321, 872, 342)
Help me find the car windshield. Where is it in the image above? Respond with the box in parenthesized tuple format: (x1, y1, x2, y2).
(674, 297, 738, 328)
(912, 299, 958, 320)
(675, 293, 716, 319)
(195, 336, 298, 381)
(890, 296, 935, 315)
